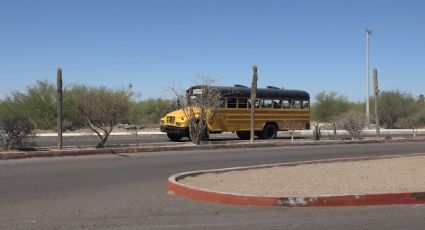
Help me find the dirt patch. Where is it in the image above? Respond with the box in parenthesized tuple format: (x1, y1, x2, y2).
(180, 155, 425, 197)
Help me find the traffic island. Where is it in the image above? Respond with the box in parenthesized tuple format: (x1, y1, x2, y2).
(167, 153, 425, 207)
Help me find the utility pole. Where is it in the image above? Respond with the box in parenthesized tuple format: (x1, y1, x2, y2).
(365, 28, 372, 127)
(250, 65, 258, 143)
(57, 68, 63, 150)
(373, 68, 380, 139)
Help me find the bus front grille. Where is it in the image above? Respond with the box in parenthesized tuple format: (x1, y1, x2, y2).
(166, 116, 175, 124)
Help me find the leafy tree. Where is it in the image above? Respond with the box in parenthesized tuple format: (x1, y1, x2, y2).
(311, 91, 352, 122)
(0, 80, 56, 129)
(71, 85, 132, 148)
(127, 99, 176, 125)
(378, 90, 416, 128)
(396, 99, 425, 135)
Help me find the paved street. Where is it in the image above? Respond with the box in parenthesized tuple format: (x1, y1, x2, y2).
(1, 142, 425, 229)
(32, 130, 425, 149)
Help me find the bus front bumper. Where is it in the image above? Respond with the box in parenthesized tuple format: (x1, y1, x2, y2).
(160, 125, 189, 136)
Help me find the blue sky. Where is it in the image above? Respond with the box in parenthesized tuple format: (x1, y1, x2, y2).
(1, 0, 424, 102)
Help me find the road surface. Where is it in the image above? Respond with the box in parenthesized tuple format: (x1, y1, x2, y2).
(1, 142, 425, 229)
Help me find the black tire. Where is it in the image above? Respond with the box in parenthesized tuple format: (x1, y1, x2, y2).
(167, 133, 183, 142)
(236, 131, 250, 140)
(261, 123, 278, 139)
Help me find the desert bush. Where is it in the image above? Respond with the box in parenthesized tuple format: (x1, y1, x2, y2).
(334, 111, 366, 140)
(0, 115, 35, 150)
(127, 98, 176, 125)
(311, 91, 352, 122)
(71, 85, 132, 148)
(378, 90, 416, 128)
(3, 80, 56, 129)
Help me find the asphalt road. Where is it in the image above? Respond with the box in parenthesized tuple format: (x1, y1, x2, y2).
(1, 142, 425, 230)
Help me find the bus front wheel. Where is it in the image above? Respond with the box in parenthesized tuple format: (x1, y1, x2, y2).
(261, 124, 277, 139)
(167, 133, 183, 142)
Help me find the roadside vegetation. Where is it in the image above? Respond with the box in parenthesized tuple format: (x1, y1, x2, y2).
(0, 80, 424, 149)
(0, 80, 175, 149)
(312, 91, 425, 129)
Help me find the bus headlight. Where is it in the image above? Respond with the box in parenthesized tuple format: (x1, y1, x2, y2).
(175, 122, 182, 127)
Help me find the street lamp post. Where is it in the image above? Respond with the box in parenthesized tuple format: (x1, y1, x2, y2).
(365, 28, 372, 127)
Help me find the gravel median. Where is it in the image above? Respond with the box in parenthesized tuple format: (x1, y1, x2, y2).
(180, 154, 425, 197)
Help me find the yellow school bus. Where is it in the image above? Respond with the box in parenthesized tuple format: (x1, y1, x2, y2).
(160, 85, 310, 141)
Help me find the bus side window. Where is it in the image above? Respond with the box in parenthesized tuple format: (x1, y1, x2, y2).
(272, 99, 281, 109)
(227, 98, 237, 108)
(292, 100, 301, 109)
(219, 98, 225, 108)
(248, 99, 261, 108)
(262, 99, 273, 108)
(282, 100, 290, 109)
(302, 101, 309, 109)
(238, 98, 248, 108)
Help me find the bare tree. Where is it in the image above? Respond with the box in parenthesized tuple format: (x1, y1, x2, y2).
(334, 111, 366, 140)
(168, 77, 222, 145)
(397, 117, 423, 138)
(72, 86, 132, 148)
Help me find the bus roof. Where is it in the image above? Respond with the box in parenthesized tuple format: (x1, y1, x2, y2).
(188, 85, 310, 100)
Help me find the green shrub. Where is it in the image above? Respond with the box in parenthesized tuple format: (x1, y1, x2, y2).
(311, 91, 352, 122)
(127, 98, 176, 125)
(378, 90, 416, 128)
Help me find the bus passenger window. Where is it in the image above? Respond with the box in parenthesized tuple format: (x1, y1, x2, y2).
(273, 99, 281, 109)
(292, 100, 301, 109)
(227, 98, 237, 108)
(302, 101, 309, 109)
(219, 98, 225, 108)
(248, 99, 261, 108)
(262, 99, 273, 108)
(238, 98, 248, 108)
(282, 100, 290, 109)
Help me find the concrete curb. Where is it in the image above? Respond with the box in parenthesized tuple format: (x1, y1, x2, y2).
(167, 153, 425, 207)
(1, 137, 425, 160)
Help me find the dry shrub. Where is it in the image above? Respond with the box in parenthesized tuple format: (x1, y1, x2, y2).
(334, 111, 366, 140)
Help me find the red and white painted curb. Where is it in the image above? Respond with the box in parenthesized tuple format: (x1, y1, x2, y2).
(167, 153, 425, 207)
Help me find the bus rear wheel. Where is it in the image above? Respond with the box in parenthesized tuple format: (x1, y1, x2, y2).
(236, 131, 250, 140)
(260, 124, 277, 139)
(167, 133, 183, 142)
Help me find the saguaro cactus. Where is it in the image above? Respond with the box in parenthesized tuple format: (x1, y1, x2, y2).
(57, 68, 63, 150)
(374, 68, 380, 139)
(250, 65, 258, 143)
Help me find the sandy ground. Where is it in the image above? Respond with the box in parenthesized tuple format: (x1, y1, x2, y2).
(180, 155, 425, 197)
